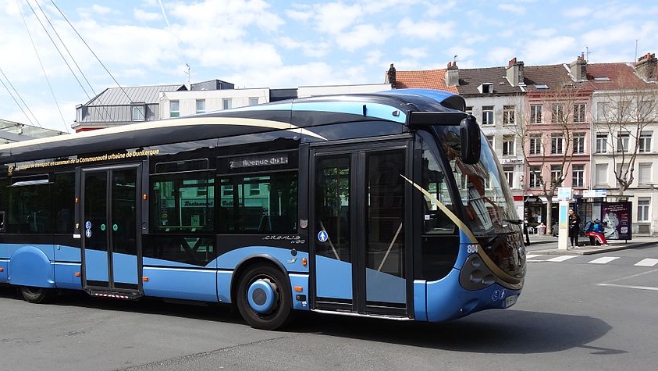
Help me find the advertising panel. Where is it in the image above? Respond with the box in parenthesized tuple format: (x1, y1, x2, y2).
(601, 202, 632, 240)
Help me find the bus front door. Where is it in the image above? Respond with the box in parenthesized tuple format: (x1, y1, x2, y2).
(310, 144, 410, 318)
(80, 165, 142, 298)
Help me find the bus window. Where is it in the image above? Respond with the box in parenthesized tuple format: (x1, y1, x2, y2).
(421, 148, 454, 234)
(53, 173, 75, 233)
(219, 171, 297, 234)
(7, 178, 52, 233)
(150, 172, 215, 232)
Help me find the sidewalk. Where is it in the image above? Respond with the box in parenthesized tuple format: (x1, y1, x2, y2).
(523, 233, 657, 255)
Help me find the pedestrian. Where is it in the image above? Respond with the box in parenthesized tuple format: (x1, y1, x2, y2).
(524, 219, 530, 245)
(568, 208, 581, 248)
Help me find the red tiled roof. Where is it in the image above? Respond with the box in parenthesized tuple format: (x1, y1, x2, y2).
(394, 69, 459, 93)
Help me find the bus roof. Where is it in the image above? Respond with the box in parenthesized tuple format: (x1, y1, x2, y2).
(0, 89, 466, 164)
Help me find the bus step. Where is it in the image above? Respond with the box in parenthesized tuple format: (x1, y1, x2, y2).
(86, 289, 142, 300)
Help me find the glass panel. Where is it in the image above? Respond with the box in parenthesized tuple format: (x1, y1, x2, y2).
(84, 172, 108, 252)
(112, 169, 137, 255)
(151, 173, 214, 233)
(7, 182, 52, 233)
(315, 155, 351, 262)
(366, 150, 405, 304)
(53, 173, 75, 233)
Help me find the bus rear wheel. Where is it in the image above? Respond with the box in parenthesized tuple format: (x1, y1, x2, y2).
(236, 263, 293, 330)
(20, 286, 56, 304)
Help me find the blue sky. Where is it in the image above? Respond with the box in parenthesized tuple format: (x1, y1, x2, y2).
(1, 0, 657, 133)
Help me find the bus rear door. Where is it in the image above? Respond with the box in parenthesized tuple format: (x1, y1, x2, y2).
(309, 141, 411, 318)
(79, 164, 143, 299)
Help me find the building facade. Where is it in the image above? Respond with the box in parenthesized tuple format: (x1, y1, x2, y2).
(391, 54, 658, 235)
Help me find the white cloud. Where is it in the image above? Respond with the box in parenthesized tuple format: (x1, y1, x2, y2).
(498, 4, 526, 15)
(335, 24, 392, 52)
(134, 9, 161, 22)
(487, 47, 516, 65)
(366, 50, 383, 65)
(400, 47, 428, 60)
(522, 36, 577, 64)
(397, 17, 455, 40)
(286, 8, 312, 22)
(563, 6, 592, 18)
(313, 2, 363, 35)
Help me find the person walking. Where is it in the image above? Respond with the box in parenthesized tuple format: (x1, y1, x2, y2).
(568, 208, 581, 248)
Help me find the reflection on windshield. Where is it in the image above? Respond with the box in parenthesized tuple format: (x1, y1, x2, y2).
(441, 128, 519, 235)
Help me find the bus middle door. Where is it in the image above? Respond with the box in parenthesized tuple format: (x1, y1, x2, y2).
(80, 164, 142, 299)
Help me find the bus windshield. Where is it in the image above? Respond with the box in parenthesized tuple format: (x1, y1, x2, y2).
(438, 127, 519, 236)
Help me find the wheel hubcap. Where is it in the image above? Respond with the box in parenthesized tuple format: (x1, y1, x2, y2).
(247, 278, 278, 314)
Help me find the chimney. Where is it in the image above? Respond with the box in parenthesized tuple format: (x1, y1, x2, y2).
(444, 61, 459, 87)
(636, 53, 657, 82)
(506, 57, 525, 87)
(570, 53, 587, 81)
(386, 63, 397, 88)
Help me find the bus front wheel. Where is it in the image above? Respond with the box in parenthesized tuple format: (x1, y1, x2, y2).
(20, 286, 56, 304)
(236, 263, 293, 330)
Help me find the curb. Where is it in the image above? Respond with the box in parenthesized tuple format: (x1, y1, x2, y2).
(527, 241, 656, 256)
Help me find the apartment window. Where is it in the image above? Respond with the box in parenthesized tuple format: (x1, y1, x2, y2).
(503, 105, 515, 125)
(249, 97, 259, 106)
(552, 104, 565, 123)
(595, 163, 608, 186)
(596, 133, 608, 153)
(196, 99, 206, 114)
(617, 132, 629, 153)
(223, 98, 232, 110)
(573, 103, 586, 123)
(597, 102, 610, 122)
(132, 105, 145, 121)
(639, 132, 652, 153)
(617, 163, 630, 186)
(503, 166, 514, 188)
(482, 106, 494, 125)
(486, 135, 494, 147)
(529, 166, 541, 188)
(572, 164, 584, 188)
(502, 135, 515, 156)
(573, 133, 585, 154)
(170, 100, 180, 118)
(465, 106, 473, 115)
(551, 165, 562, 183)
(637, 198, 650, 222)
(530, 105, 542, 124)
(638, 163, 652, 185)
(529, 135, 542, 155)
(551, 134, 563, 154)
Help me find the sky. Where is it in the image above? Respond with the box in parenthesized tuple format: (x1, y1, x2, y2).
(1, 0, 657, 133)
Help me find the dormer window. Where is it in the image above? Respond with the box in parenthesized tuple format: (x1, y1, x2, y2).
(478, 83, 493, 94)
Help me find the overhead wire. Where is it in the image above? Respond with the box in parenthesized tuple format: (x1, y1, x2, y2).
(0, 67, 39, 127)
(15, 0, 69, 132)
(29, 0, 113, 123)
(49, 0, 138, 114)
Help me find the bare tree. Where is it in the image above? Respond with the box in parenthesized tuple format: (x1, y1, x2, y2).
(596, 78, 658, 193)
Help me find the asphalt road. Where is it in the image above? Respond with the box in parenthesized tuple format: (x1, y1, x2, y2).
(1, 244, 658, 371)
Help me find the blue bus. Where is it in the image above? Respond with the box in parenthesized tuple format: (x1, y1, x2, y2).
(0, 89, 525, 330)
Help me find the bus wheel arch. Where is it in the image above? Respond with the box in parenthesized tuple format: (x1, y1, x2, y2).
(233, 259, 294, 330)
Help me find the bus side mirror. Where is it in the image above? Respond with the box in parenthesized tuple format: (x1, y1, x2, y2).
(460, 115, 481, 164)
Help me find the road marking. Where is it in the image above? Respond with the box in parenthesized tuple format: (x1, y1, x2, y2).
(597, 269, 658, 291)
(546, 256, 578, 262)
(589, 257, 620, 264)
(597, 283, 658, 291)
(635, 258, 658, 267)
(526, 254, 540, 259)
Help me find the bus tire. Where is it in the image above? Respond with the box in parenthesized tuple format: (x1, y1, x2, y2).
(20, 286, 56, 304)
(236, 263, 293, 330)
